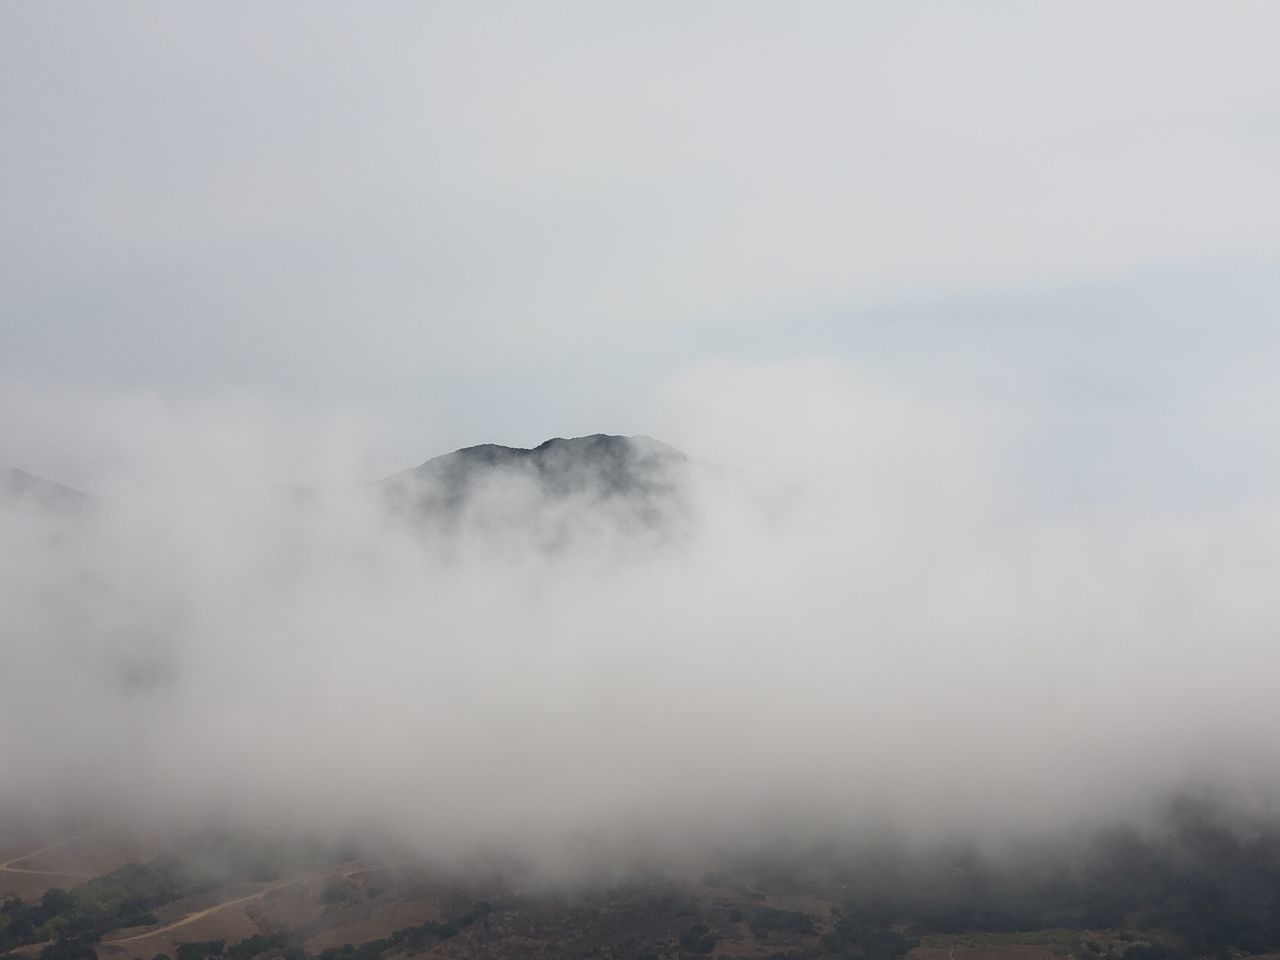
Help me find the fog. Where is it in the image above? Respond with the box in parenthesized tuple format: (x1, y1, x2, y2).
(4, 365, 1280, 871)
(4, 3, 1280, 883)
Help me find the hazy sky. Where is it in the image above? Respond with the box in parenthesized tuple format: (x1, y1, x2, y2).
(3, 2, 1279, 494)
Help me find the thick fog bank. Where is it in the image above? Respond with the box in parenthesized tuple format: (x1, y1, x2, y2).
(3, 377, 1280, 865)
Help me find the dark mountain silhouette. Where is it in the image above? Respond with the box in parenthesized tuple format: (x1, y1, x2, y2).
(374, 434, 689, 525)
(1, 467, 92, 513)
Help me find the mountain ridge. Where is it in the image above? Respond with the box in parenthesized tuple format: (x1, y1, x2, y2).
(1, 466, 93, 511)
(375, 433, 689, 520)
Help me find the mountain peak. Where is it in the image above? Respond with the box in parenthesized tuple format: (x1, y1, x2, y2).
(1, 467, 92, 511)
(378, 434, 687, 521)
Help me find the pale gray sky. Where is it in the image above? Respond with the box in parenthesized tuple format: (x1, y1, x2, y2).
(3, 2, 1279, 495)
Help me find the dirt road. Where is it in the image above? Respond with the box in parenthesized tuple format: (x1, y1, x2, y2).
(0, 833, 95, 879)
(102, 884, 290, 945)
(102, 862, 358, 946)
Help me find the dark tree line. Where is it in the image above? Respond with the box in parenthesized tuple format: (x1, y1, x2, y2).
(817, 798, 1280, 959)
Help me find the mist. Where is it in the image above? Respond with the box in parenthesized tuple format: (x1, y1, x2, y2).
(4, 364, 1280, 874)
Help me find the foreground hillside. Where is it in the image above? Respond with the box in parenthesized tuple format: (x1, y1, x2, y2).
(5, 801, 1280, 960)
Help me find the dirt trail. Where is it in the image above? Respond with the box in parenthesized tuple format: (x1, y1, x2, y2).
(103, 882, 293, 944)
(103, 861, 360, 946)
(0, 833, 96, 878)
(2, 853, 362, 949)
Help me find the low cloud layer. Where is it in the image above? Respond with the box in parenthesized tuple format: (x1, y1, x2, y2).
(4, 364, 1279, 868)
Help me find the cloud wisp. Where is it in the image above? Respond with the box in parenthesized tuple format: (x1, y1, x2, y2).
(3, 364, 1280, 870)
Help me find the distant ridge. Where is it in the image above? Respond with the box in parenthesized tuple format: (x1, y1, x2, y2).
(1, 467, 92, 512)
(375, 433, 688, 520)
